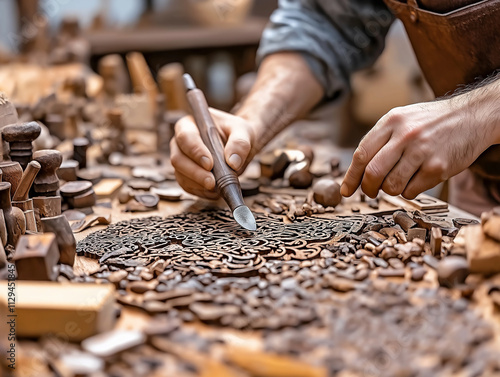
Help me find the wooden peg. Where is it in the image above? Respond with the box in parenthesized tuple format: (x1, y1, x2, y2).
(13, 160, 41, 201)
(431, 227, 443, 256)
(73, 137, 89, 169)
(12, 233, 60, 281)
(158, 63, 189, 112)
(0, 161, 23, 197)
(2, 122, 41, 169)
(0, 182, 26, 247)
(42, 215, 76, 266)
(126, 52, 158, 112)
(32, 150, 62, 196)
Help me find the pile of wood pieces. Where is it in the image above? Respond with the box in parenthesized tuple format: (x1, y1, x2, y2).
(7, 207, 500, 376)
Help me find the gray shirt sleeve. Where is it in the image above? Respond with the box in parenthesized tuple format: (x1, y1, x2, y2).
(257, 0, 395, 98)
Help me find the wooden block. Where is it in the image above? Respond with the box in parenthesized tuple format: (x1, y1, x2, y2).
(0, 281, 116, 341)
(431, 227, 442, 256)
(407, 228, 427, 242)
(401, 193, 448, 211)
(465, 225, 500, 274)
(13, 233, 60, 281)
(93, 179, 123, 199)
(115, 94, 154, 130)
(67, 189, 97, 209)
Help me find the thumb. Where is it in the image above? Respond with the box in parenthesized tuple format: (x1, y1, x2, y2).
(224, 126, 252, 172)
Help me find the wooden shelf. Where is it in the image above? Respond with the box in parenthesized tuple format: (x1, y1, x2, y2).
(86, 17, 268, 55)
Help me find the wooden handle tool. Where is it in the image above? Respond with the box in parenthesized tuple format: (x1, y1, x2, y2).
(183, 74, 256, 231)
(13, 160, 41, 201)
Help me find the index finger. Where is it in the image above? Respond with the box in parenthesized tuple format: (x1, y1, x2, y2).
(175, 116, 213, 171)
(341, 127, 392, 197)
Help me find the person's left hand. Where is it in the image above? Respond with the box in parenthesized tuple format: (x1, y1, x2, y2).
(340, 96, 498, 199)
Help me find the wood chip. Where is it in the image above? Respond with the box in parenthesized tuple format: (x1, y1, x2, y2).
(81, 330, 146, 358)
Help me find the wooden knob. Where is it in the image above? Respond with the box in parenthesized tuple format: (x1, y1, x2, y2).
(312, 178, 342, 208)
(2, 122, 42, 169)
(32, 150, 63, 196)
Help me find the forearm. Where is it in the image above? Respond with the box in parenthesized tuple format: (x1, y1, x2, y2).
(452, 73, 500, 146)
(235, 52, 324, 154)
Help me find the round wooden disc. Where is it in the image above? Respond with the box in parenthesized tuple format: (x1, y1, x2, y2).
(134, 193, 159, 208)
(151, 187, 183, 201)
(60, 181, 93, 197)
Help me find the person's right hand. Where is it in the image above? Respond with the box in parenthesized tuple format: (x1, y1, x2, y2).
(170, 108, 256, 199)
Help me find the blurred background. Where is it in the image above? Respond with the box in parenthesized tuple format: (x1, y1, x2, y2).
(0, 0, 435, 187)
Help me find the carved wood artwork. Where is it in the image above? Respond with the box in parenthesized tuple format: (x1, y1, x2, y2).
(77, 210, 372, 272)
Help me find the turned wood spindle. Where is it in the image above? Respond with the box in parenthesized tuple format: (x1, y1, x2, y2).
(32, 150, 63, 197)
(2, 122, 42, 169)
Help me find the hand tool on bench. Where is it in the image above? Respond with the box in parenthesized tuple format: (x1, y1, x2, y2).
(183, 74, 256, 231)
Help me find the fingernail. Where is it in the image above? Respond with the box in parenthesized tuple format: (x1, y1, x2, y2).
(201, 156, 211, 170)
(340, 183, 348, 197)
(204, 176, 215, 190)
(228, 154, 242, 170)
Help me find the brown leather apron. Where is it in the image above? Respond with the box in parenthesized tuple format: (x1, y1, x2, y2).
(383, 0, 500, 215)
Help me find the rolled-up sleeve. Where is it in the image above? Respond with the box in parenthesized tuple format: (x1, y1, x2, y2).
(257, 0, 395, 98)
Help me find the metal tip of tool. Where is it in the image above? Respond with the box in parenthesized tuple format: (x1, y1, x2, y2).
(233, 206, 257, 231)
(183, 73, 196, 91)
